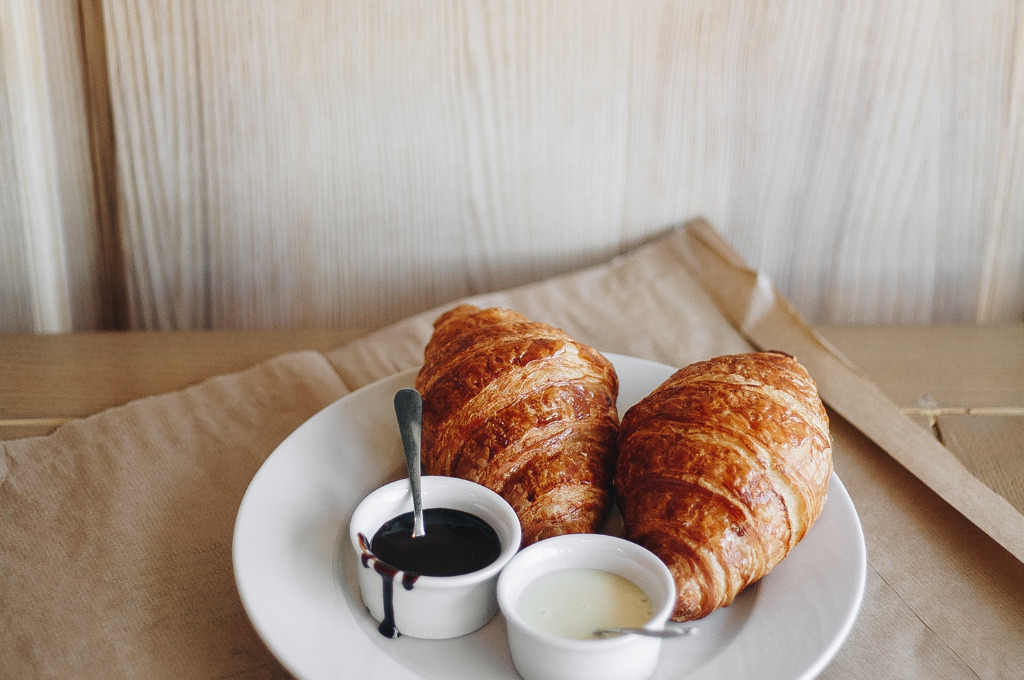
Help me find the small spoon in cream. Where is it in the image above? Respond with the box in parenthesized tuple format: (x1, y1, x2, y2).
(394, 388, 426, 538)
(592, 625, 698, 639)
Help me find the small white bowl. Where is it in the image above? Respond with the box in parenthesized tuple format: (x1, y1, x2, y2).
(349, 476, 521, 639)
(497, 533, 676, 680)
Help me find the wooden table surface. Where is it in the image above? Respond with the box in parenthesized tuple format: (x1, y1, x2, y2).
(2, 325, 1022, 454)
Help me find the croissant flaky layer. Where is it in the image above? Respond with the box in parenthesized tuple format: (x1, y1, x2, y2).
(414, 305, 620, 545)
(614, 351, 832, 621)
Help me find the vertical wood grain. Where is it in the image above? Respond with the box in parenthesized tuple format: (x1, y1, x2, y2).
(2, 0, 73, 332)
(0, 0, 103, 332)
(621, 1, 1024, 324)
(0, 8, 34, 330)
(80, 0, 129, 329)
(4, 0, 1022, 332)
(103, 0, 207, 329)
(977, 6, 1024, 323)
(95, 0, 1023, 330)
(104, 1, 646, 329)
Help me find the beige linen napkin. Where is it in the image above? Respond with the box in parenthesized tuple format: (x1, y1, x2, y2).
(2, 219, 1022, 679)
(1, 352, 346, 679)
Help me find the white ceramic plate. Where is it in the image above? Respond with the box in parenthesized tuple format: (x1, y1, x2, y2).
(233, 353, 866, 680)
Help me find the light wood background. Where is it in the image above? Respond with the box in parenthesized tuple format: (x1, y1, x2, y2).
(2, 0, 1023, 333)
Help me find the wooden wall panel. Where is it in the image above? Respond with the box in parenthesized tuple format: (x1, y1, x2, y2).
(0, 22, 34, 331)
(2, 1, 1023, 332)
(619, 2, 1024, 324)
(0, 0, 104, 333)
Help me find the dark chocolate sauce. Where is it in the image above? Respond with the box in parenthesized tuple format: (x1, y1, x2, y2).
(357, 533, 417, 638)
(357, 508, 502, 638)
(372, 508, 501, 576)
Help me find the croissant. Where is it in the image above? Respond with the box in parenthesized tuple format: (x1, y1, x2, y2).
(614, 351, 832, 621)
(413, 305, 620, 545)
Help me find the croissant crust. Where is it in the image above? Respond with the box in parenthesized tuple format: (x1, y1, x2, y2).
(414, 305, 620, 545)
(614, 351, 832, 621)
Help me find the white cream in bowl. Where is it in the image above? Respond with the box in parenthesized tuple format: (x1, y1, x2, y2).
(497, 533, 677, 680)
(517, 567, 655, 639)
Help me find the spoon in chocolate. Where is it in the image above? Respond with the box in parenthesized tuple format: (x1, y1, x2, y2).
(394, 388, 427, 538)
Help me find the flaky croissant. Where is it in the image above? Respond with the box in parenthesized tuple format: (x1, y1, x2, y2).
(413, 305, 620, 545)
(614, 351, 832, 621)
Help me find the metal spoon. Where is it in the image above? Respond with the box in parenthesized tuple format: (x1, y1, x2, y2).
(394, 388, 426, 538)
(592, 625, 698, 639)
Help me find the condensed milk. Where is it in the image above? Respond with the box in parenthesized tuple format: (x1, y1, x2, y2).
(517, 567, 655, 639)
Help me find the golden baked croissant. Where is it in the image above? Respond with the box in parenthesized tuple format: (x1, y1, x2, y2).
(614, 351, 832, 621)
(413, 305, 620, 545)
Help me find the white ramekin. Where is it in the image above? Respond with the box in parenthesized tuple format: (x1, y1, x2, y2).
(497, 533, 677, 680)
(349, 475, 521, 639)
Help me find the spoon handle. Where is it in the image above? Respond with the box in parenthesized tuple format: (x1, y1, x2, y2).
(593, 626, 698, 639)
(394, 388, 426, 537)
